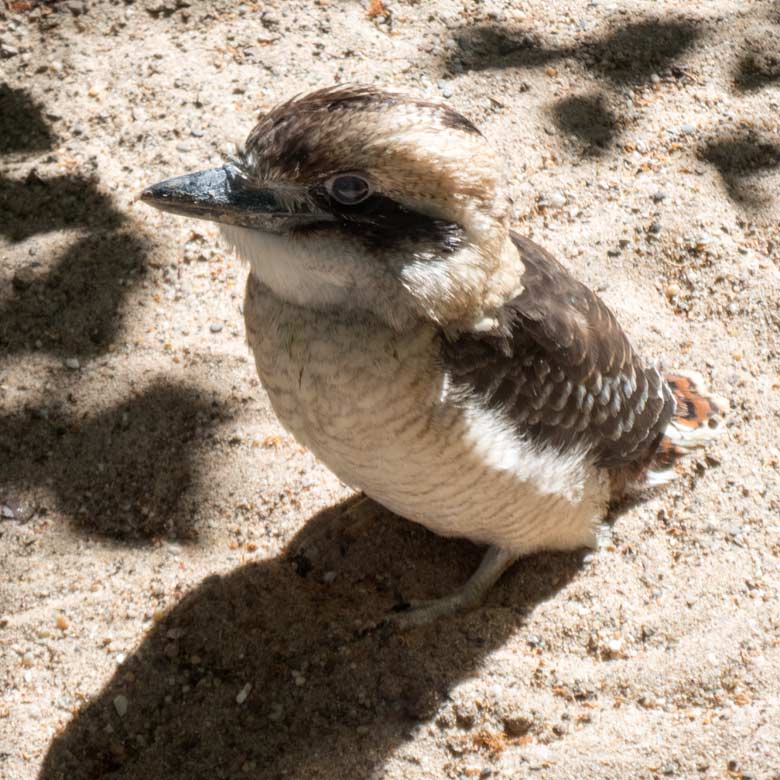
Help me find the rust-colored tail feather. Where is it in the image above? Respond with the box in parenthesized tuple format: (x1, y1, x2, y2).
(645, 370, 729, 486)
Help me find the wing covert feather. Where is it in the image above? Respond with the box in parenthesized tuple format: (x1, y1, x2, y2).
(443, 233, 675, 467)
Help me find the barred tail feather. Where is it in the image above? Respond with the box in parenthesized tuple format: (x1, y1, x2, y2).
(645, 370, 729, 485)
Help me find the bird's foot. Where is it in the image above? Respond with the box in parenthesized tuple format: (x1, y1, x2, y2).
(380, 545, 517, 630)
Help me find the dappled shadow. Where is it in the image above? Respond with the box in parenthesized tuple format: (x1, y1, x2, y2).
(39, 493, 587, 779)
(0, 172, 149, 359)
(732, 4, 780, 92)
(0, 381, 230, 541)
(550, 92, 621, 156)
(0, 172, 124, 242)
(734, 54, 780, 92)
(448, 18, 701, 86)
(733, 21, 780, 94)
(588, 19, 700, 85)
(0, 85, 223, 543)
(0, 97, 142, 361)
(445, 17, 701, 160)
(734, 53, 780, 92)
(0, 229, 149, 358)
(451, 25, 561, 72)
(698, 132, 780, 209)
(0, 83, 55, 154)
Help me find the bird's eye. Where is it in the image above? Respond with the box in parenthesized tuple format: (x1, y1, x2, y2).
(325, 174, 372, 206)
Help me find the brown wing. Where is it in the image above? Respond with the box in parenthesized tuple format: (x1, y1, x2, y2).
(442, 232, 675, 468)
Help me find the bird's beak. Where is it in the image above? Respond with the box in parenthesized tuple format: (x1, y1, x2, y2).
(140, 164, 332, 233)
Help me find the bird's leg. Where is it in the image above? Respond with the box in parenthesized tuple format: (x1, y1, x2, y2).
(385, 545, 517, 630)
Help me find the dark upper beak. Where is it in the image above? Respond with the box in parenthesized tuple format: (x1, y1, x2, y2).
(140, 164, 332, 233)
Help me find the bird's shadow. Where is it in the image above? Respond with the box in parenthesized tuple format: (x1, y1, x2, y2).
(39, 495, 599, 779)
(0, 380, 232, 542)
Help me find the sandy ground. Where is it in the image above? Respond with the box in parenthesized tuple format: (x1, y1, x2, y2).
(2, 0, 780, 778)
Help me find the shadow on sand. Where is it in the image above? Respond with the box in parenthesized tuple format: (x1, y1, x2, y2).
(0, 83, 55, 154)
(442, 17, 701, 157)
(0, 380, 233, 541)
(698, 132, 780, 210)
(39, 493, 591, 779)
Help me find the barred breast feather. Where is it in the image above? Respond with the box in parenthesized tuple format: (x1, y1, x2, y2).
(243, 272, 609, 556)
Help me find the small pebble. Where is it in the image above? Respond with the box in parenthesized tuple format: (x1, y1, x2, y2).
(651, 191, 667, 203)
(438, 80, 454, 98)
(113, 694, 128, 717)
(268, 703, 284, 721)
(648, 222, 662, 235)
(503, 711, 535, 736)
(56, 614, 69, 630)
(548, 191, 567, 208)
(64, 358, 80, 370)
(209, 322, 223, 333)
(607, 637, 624, 655)
(680, 123, 695, 135)
(236, 682, 252, 704)
(2, 505, 15, 519)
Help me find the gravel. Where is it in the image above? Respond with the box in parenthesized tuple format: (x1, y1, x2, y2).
(112, 695, 128, 717)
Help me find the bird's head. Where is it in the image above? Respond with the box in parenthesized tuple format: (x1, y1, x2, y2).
(141, 85, 523, 331)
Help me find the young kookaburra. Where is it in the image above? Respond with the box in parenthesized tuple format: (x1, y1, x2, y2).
(141, 86, 727, 628)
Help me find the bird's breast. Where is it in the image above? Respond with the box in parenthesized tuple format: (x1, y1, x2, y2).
(243, 274, 608, 554)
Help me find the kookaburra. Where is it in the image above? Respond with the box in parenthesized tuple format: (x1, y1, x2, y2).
(142, 86, 727, 628)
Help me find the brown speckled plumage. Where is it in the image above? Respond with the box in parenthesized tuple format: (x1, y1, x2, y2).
(444, 233, 675, 471)
(242, 86, 482, 182)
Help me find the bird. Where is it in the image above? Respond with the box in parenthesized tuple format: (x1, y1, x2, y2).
(141, 85, 728, 628)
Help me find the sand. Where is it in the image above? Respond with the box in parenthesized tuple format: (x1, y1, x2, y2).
(1, 1, 779, 778)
